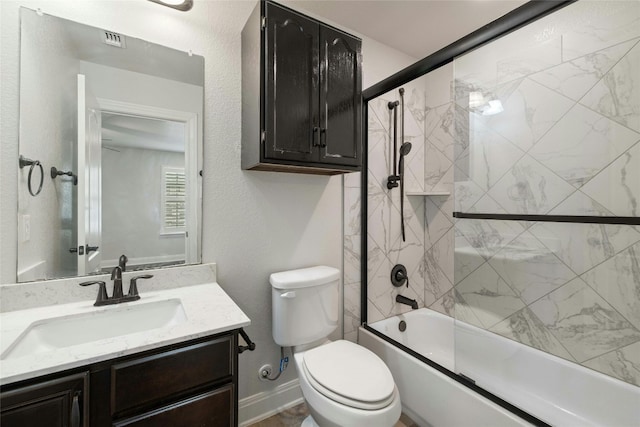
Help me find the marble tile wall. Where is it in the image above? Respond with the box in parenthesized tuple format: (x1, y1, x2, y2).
(343, 68, 456, 341)
(441, 0, 640, 387)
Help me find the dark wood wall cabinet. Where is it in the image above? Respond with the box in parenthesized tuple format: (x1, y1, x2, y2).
(0, 331, 238, 427)
(242, 0, 363, 175)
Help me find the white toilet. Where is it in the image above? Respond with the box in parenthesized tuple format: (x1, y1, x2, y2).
(270, 266, 401, 427)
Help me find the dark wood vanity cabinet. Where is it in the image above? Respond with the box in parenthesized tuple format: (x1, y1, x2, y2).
(0, 372, 88, 427)
(1, 332, 238, 427)
(242, 0, 362, 174)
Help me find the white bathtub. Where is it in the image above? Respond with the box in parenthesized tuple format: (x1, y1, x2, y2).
(360, 308, 640, 427)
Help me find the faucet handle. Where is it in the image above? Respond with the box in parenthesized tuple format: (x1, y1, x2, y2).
(79, 280, 108, 306)
(128, 275, 153, 298)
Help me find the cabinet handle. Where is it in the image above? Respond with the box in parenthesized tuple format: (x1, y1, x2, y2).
(320, 128, 327, 148)
(312, 126, 320, 147)
(71, 391, 81, 427)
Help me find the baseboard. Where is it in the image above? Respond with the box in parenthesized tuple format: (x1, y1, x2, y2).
(238, 379, 304, 426)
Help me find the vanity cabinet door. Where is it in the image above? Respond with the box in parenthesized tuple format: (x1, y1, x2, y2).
(0, 372, 89, 427)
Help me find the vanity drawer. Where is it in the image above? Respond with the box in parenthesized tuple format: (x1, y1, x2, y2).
(111, 335, 233, 415)
(113, 385, 233, 427)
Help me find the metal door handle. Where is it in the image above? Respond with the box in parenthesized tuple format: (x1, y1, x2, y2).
(71, 391, 81, 427)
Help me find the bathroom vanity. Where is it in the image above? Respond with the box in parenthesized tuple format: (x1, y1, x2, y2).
(0, 280, 250, 427)
(1, 333, 235, 426)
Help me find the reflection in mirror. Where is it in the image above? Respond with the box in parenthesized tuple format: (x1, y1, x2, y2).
(17, 8, 204, 282)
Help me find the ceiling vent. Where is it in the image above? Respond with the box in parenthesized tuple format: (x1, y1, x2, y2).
(103, 31, 126, 48)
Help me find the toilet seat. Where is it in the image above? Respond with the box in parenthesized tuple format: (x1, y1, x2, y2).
(302, 340, 396, 410)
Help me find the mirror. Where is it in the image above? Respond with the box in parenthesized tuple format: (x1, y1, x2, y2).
(17, 8, 204, 282)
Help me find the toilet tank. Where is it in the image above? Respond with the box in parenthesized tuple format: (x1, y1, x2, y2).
(270, 266, 340, 347)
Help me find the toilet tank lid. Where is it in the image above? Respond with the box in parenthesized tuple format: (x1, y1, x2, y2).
(270, 266, 340, 290)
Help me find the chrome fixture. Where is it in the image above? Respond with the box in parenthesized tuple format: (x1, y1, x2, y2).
(80, 271, 154, 306)
(147, 0, 193, 11)
(395, 294, 418, 310)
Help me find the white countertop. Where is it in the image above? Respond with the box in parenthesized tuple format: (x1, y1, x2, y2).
(0, 282, 250, 385)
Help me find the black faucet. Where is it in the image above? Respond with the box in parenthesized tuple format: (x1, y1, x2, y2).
(80, 271, 154, 307)
(396, 294, 418, 309)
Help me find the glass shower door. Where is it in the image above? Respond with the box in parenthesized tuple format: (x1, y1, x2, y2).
(452, 1, 640, 423)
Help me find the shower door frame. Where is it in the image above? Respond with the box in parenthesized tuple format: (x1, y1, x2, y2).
(358, 1, 577, 426)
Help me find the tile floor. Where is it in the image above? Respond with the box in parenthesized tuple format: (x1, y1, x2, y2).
(248, 402, 418, 427)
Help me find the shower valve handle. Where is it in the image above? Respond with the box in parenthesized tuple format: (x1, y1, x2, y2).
(391, 264, 409, 288)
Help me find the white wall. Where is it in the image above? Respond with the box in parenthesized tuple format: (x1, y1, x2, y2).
(0, 0, 415, 404)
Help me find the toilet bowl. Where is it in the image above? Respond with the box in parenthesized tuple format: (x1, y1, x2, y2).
(294, 340, 401, 427)
(270, 266, 401, 427)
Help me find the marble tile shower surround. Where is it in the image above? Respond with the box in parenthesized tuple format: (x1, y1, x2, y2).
(345, 0, 640, 390)
(341, 66, 457, 343)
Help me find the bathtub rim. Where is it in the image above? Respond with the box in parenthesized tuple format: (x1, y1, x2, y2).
(360, 323, 550, 427)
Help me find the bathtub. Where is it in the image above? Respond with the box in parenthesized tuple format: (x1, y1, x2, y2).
(359, 308, 640, 427)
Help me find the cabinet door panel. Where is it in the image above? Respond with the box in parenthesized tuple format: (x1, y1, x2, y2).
(113, 386, 233, 427)
(1, 372, 88, 427)
(319, 27, 361, 166)
(111, 337, 232, 416)
(265, 3, 319, 162)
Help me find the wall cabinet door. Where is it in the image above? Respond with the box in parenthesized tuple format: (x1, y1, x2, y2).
(242, 0, 362, 174)
(264, 3, 319, 163)
(319, 25, 362, 167)
(1, 372, 88, 427)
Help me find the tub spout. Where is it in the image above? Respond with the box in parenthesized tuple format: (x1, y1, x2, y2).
(396, 294, 418, 309)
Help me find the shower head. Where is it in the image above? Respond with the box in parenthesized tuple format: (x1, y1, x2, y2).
(400, 142, 412, 156)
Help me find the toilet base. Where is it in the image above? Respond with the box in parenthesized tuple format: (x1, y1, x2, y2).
(301, 415, 319, 427)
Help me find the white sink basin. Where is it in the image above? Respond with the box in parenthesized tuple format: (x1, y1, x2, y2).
(1, 298, 187, 360)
